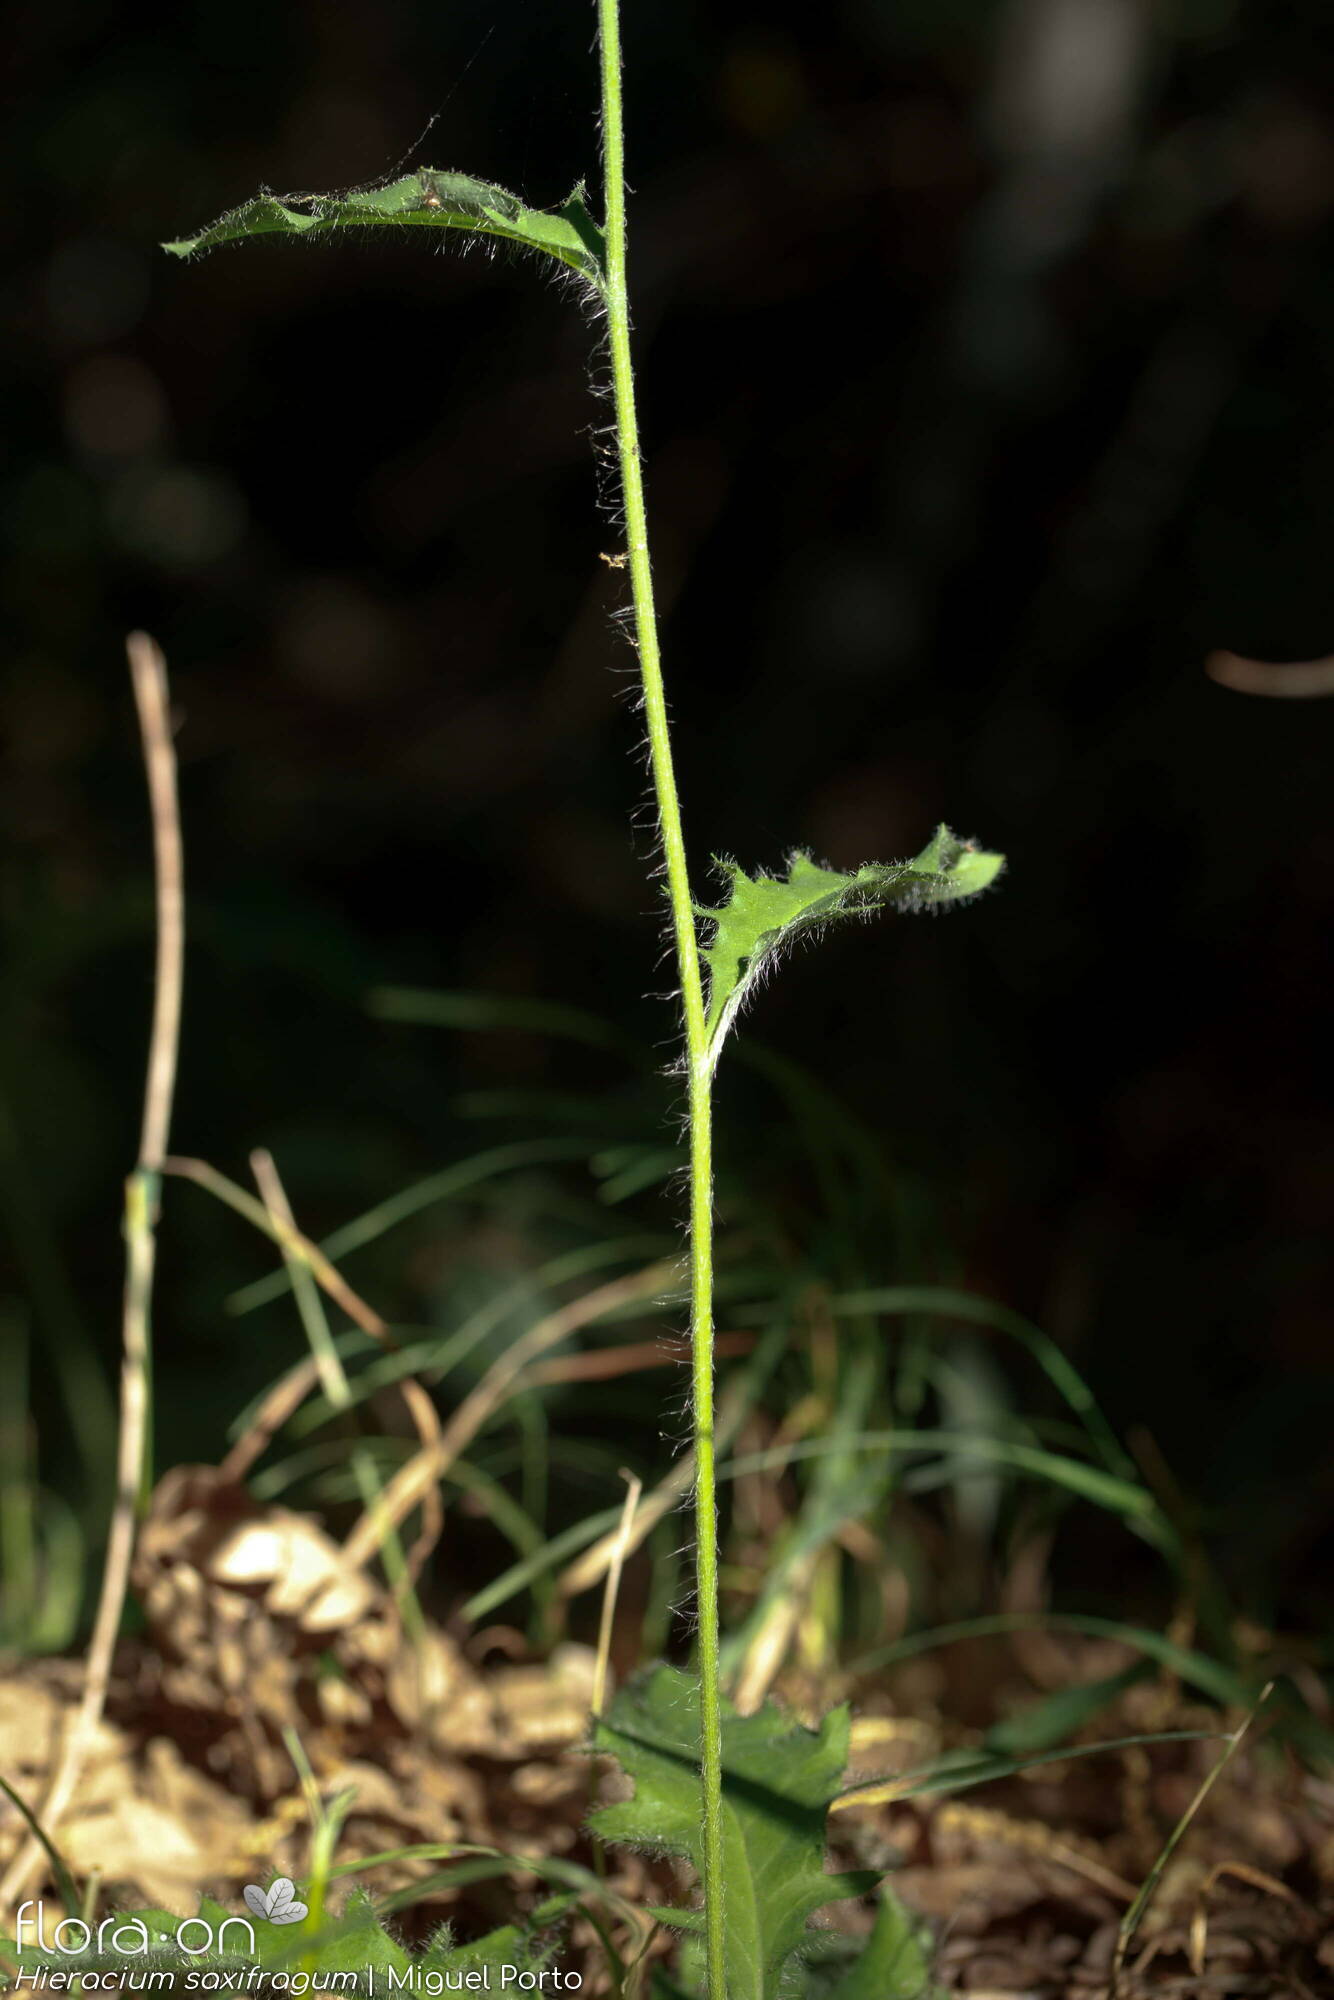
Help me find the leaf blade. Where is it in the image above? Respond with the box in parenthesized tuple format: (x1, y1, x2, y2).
(165, 172, 607, 290)
(699, 826, 1003, 1069)
(591, 1664, 877, 2000)
(823, 1889, 939, 2000)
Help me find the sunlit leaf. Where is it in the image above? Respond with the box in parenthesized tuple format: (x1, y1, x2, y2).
(699, 825, 1003, 1070)
(165, 171, 607, 291)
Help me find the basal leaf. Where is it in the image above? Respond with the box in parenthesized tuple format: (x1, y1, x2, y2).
(420, 1915, 558, 1987)
(282, 1887, 412, 1976)
(820, 1889, 938, 2000)
(446, 1925, 552, 1982)
(165, 171, 607, 291)
(591, 1664, 877, 2000)
(699, 825, 1003, 1071)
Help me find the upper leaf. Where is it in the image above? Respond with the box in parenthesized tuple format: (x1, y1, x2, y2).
(165, 171, 607, 291)
(699, 824, 1003, 1071)
(591, 1664, 877, 2000)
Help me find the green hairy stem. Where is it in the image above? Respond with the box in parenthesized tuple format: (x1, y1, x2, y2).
(595, 3, 729, 1991)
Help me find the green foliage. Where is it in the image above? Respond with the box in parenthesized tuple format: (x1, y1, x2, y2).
(700, 827, 1004, 1069)
(164, 171, 607, 290)
(422, 1912, 558, 1983)
(591, 1664, 878, 2000)
(808, 1890, 938, 2000)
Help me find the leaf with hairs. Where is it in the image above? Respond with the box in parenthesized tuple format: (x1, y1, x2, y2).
(819, 1889, 938, 2000)
(269, 1888, 410, 1976)
(591, 1664, 877, 2000)
(420, 1918, 556, 1984)
(165, 171, 606, 289)
(699, 826, 1002, 1069)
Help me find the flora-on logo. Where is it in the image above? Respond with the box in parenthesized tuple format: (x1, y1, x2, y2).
(243, 1879, 309, 1926)
(14, 1901, 257, 1956)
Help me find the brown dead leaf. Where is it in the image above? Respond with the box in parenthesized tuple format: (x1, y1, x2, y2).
(208, 1514, 378, 1630)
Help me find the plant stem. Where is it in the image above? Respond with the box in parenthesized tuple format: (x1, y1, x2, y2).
(595, 3, 726, 1993)
(0, 633, 183, 1915)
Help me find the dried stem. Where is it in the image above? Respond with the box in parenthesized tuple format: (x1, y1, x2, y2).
(0, 633, 183, 1912)
(248, 1146, 433, 1615)
(165, 1149, 446, 1582)
(592, 1472, 644, 1718)
(340, 1261, 677, 1572)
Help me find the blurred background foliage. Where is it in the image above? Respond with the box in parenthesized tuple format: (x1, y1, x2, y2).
(2, 0, 1334, 1649)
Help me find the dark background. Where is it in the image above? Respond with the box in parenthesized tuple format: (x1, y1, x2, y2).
(3, 0, 1333, 1630)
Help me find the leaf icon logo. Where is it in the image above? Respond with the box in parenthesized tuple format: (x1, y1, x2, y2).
(243, 1879, 310, 1925)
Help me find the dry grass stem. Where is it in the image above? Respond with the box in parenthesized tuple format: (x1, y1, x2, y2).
(247, 1146, 444, 1586)
(0, 634, 184, 1912)
(163, 1150, 446, 1580)
(1111, 1685, 1273, 1995)
(341, 1260, 679, 1572)
(592, 1472, 643, 1718)
(218, 1356, 324, 1484)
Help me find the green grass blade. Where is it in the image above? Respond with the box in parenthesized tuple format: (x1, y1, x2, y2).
(847, 1611, 1246, 1707)
(225, 1137, 593, 1317)
(0, 1308, 36, 1641)
(24, 1491, 85, 1652)
(829, 1286, 1130, 1475)
(1113, 1691, 1270, 1984)
(982, 1663, 1154, 1756)
(278, 1233, 671, 1436)
(0, 1772, 80, 1912)
(460, 1503, 625, 1622)
(259, 1172, 424, 1633)
(721, 1430, 1164, 1533)
(834, 1728, 1221, 1810)
(595, 1145, 684, 1203)
(721, 1347, 888, 1681)
(369, 986, 641, 1059)
(0, 1101, 118, 1490)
